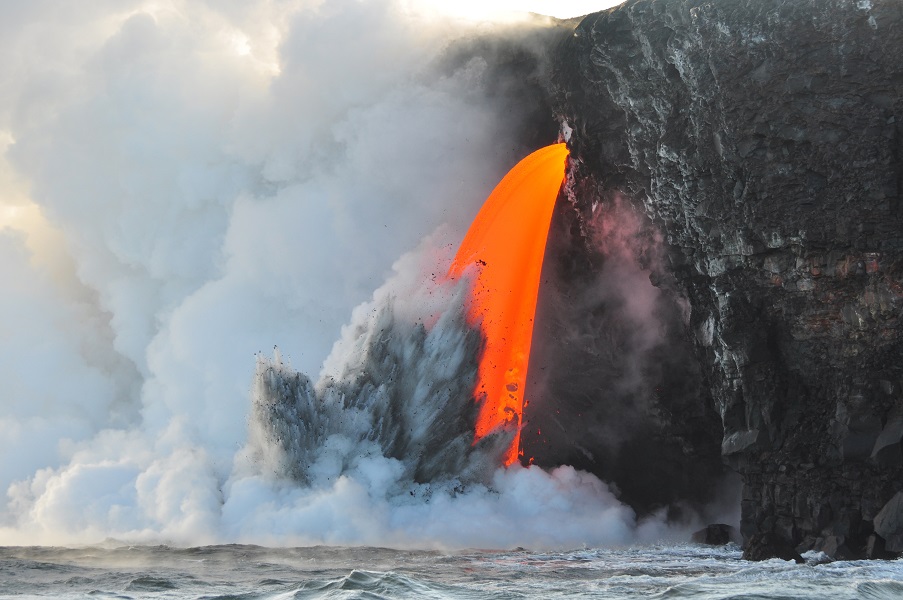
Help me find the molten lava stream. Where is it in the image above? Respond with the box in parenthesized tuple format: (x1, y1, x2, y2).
(448, 143, 569, 466)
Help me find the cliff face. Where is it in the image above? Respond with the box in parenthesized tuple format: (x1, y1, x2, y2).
(553, 0, 903, 558)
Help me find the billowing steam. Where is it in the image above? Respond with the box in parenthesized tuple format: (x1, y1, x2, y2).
(239, 243, 511, 489)
(0, 0, 684, 549)
(224, 242, 646, 549)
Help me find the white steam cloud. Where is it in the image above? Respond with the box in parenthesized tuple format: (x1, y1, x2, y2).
(0, 0, 669, 549)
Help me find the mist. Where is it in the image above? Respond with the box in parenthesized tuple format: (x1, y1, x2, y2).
(0, 0, 698, 549)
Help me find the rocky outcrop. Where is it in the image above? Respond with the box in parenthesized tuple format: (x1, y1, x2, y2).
(552, 0, 903, 559)
(743, 532, 804, 563)
(692, 523, 740, 545)
(873, 491, 903, 551)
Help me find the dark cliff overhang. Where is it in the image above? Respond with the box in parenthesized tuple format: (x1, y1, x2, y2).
(550, 0, 903, 560)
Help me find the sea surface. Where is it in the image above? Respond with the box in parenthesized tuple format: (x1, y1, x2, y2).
(1, 543, 902, 599)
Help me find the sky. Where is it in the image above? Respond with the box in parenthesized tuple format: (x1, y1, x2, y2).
(411, 0, 620, 20)
(0, 0, 659, 548)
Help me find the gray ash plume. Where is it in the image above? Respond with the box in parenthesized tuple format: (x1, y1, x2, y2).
(244, 283, 513, 487)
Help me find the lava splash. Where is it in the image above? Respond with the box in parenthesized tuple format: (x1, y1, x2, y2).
(449, 143, 569, 465)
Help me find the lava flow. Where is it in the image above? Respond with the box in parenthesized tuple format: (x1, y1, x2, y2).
(448, 143, 569, 465)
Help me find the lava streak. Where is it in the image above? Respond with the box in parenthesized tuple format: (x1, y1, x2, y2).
(449, 143, 569, 465)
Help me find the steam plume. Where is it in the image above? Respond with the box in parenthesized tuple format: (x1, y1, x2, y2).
(0, 0, 682, 548)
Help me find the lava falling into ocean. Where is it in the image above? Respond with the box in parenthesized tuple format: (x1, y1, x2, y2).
(448, 143, 569, 465)
(0, 0, 704, 550)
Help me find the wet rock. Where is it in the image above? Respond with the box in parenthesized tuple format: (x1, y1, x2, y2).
(742, 533, 804, 563)
(870, 411, 903, 467)
(815, 536, 856, 561)
(865, 533, 895, 560)
(873, 492, 903, 552)
(691, 523, 738, 546)
(553, 0, 903, 559)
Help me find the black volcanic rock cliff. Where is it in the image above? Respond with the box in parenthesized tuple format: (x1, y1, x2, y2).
(552, 0, 903, 559)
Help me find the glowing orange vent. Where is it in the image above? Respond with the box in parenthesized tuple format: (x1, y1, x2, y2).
(448, 143, 569, 465)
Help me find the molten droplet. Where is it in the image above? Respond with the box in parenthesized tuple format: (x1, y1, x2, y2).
(448, 143, 569, 465)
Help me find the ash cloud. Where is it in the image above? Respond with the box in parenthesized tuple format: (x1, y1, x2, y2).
(0, 0, 673, 549)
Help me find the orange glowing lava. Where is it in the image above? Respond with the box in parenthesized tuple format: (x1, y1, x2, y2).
(449, 143, 569, 465)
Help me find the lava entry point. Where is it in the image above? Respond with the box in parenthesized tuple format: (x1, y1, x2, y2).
(448, 142, 569, 465)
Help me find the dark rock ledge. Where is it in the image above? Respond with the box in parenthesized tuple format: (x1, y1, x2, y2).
(552, 0, 903, 559)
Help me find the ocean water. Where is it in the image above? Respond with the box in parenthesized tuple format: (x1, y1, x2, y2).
(2, 543, 902, 599)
